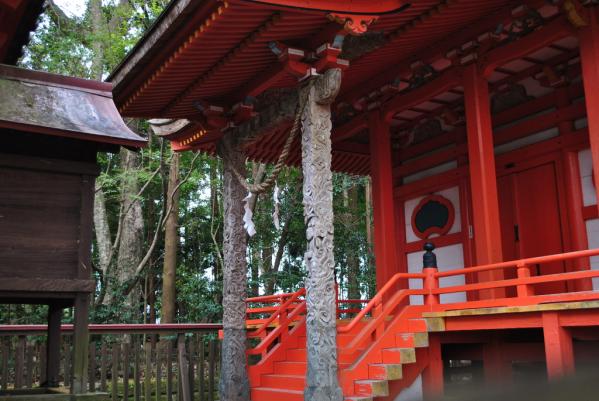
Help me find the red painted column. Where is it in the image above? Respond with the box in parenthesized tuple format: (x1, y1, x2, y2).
(463, 63, 505, 298)
(542, 312, 575, 380)
(369, 110, 400, 291)
(579, 7, 599, 214)
(563, 152, 593, 291)
(422, 333, 444, 400)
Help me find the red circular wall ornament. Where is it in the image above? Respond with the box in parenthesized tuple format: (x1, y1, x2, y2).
(411, 194, 455, 240)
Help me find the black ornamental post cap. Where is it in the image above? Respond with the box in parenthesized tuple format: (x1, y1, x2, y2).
(423, 242, 437, 268)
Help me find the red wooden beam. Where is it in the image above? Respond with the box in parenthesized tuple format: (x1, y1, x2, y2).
(383, 68, 462, 122)
(234, 0, 408, 14)
(240, 50, 310, 98)
(480, 16, 576, 77)
(339, 0, 547, 106)
(332, 113, 368, 142)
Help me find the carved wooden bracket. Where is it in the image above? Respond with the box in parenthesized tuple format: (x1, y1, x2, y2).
(327, 13, 379, 35)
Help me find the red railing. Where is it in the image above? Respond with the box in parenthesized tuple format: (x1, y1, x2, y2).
(245, 288, 306, 358)
(246, 247, 599, 365)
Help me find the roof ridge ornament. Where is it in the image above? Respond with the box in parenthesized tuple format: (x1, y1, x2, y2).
(327, 13, 379, 35)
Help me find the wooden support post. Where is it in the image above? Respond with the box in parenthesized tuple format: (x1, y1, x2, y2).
(71, 294, 89, 394)
(482, 336, 511, 383)
(177, 334, 191, 401)
(45, 303, 62, 387)
(301, 68, 344, 401)
(369, 110, 400, 291)
(422, 333, 443, 400)
(423, 243, 440, 308)
(542, 312, 574, 380)
(463, 63, 505, 299)
(579, 7, 599, 214)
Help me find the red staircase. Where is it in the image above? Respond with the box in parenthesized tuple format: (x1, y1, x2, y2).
(246, 274, 435, 401)
(245, 247, 599, 401)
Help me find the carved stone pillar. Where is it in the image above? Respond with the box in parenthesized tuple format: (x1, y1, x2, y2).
(301, 68, 344, 401)
(217, 133, 250, 401)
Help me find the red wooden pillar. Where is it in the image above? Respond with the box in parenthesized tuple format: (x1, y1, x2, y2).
(422, 333, 443, 400)
(463, 63, 505, 298)
(563, 152, 593, 291)
(542, 312, 575, 380)
(369, 110, 399, 291)
(579, 6, 599, 214)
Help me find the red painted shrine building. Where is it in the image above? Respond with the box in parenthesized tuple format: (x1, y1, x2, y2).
(111, 1, 599, 400)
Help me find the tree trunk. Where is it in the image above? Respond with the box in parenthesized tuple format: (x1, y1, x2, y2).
(217, 134, 250, 401)
(250, 246, 261, 297)
(209, 160, 223, 306)
(347, 184, 361, 300)
(161, 152, 180, 323)
(364, 177, 375, 298)
(93, 183, 112, 278)
(301, 69, 343, 401)
(89, 0, 104, 80)
(108, 149, 145, 321)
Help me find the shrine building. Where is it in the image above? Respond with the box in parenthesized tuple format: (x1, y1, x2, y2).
(110, 1, 599, 400)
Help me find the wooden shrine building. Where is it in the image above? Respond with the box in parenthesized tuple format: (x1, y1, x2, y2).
(0, 1, 146, 398)
(110, 1, 599, 400)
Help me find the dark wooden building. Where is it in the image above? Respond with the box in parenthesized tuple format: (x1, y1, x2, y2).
(0, 2, 146, 398)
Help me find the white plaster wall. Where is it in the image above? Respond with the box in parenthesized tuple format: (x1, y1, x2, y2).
(403, 161, 458, 184)
(494, 126, 559, 155)
(407, 243, 466, 305)
(586, 219, 599, 290)
(404, 186, 462, 243)
(395, 374, 423, 401)
(578, 148, 597, 206)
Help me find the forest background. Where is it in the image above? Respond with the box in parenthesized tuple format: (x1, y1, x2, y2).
(0, 0, 374, 326)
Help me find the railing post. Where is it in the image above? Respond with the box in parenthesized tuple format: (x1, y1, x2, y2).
(516, 263, 534, 298)
(335, 282, 340, 318)
(423, 243, 440, 308)
(373, 299, 384, 339)
(279, 297, 288, 341)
